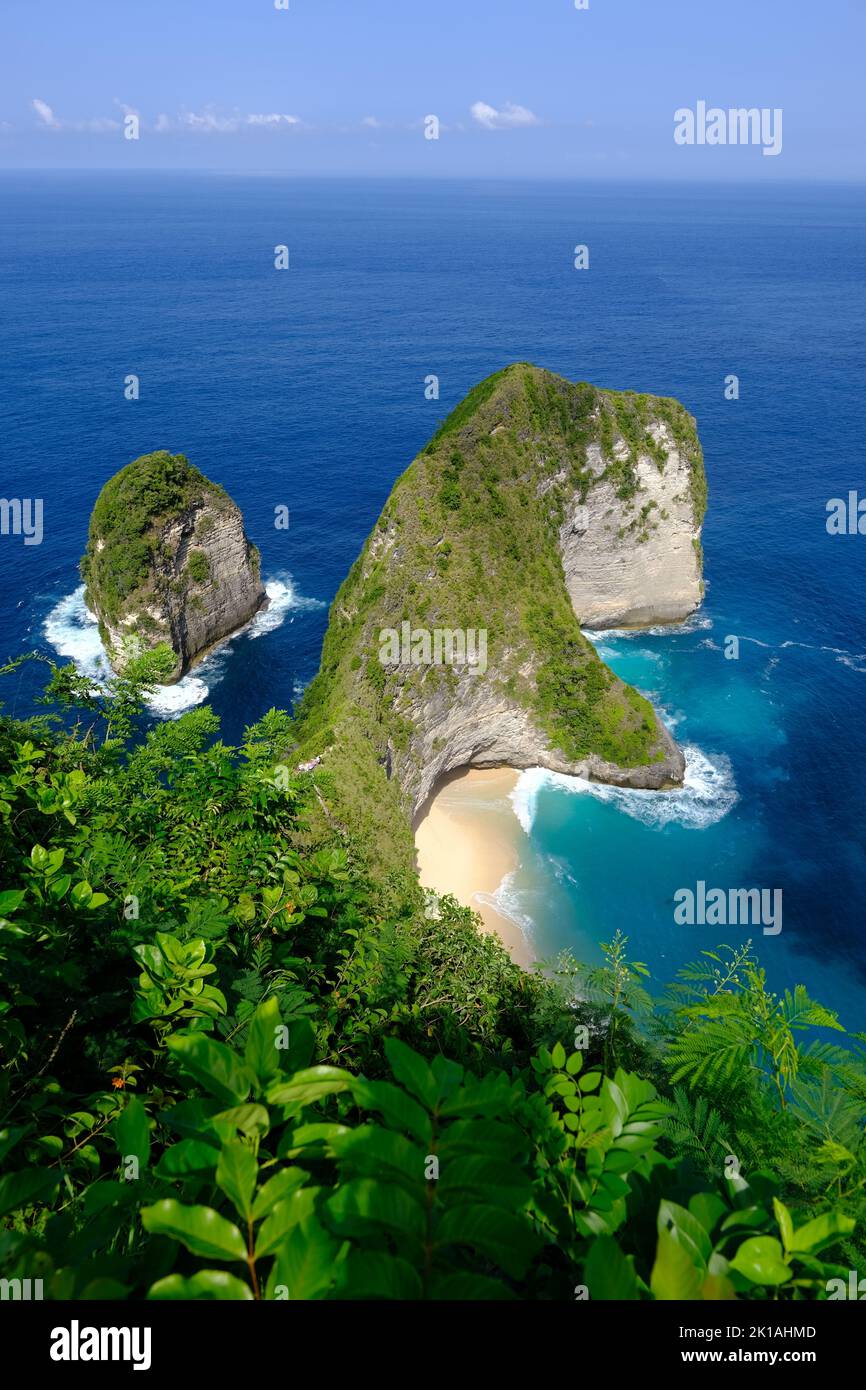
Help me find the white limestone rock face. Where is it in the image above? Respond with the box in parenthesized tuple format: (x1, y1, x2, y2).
(560, 424, 704, 629)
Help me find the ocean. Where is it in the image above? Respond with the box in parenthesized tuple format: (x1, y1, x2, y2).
(1, 173, 864, 1025)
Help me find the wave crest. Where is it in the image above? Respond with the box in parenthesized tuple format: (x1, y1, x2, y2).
(511, 745, 737, 834)
(42, 573, 322, 718)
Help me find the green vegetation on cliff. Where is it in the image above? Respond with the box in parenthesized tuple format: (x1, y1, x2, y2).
(81, 450, 227, 626)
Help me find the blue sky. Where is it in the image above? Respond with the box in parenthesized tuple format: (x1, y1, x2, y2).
(1, 0, 863, 178)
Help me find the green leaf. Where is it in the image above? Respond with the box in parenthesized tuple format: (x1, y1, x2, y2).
(729, 1236, 791, 1287)
(439, 1155, 532, 1210)
(48, 873, 71, 901)
(113, 1096, 150, 1170)
(216, 1142, 258, 1222)
(0, 1167, 59, 1218)
(212, 1104, 270, 1143)
(551, 1041, 566, 1069)
(436, 1205, 540, 1280)
(251, 1166, 308, 1221)
(585, 1236, 639, 1300)
(773, 1196, 794, 1252)
(658, 1200, 712, 1268)
(329, 1125, 425, 1188)
(166, 1032, 253, 1107)
(69, 880, 93, 909)
(0, 889, 25, 915)
(0, 1125, 31, 1166)
(254, 1187, 320, 1258)
(79, 1278, 130, 1300)
(350, 1078, 432, 1146)
(650, 1226, 704, 1301)
(437, 1118, 526, 1161)
(688, 1192, 727, 1237)
(326, 1179, 425, 1249)
(383, 1037, 437, 1108)
(244, 997, 284, 1086)
(140, 1200, 246, 1262)
(337, 1250, 423, 1301)
(266, 1066, 353, 1109)
(789, 1211, 856, 1256)
(155, 1139, 219, 1178)
(149, 1271, 253, 1301)
(267, 1214, 341, 1300)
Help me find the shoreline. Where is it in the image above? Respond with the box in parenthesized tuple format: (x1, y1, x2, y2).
(414, 765, 536, 968)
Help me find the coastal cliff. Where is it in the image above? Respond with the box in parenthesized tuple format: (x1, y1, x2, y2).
(81, 451, 265, 682)
(296, 364, 706, 848)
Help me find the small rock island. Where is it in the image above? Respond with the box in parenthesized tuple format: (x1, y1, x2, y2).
(81, 450, 266, 682)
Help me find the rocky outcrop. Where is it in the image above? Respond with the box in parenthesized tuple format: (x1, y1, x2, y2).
(560, 428, 704, 628)
(403, 662, 684, 820)
(296, 364, 707, 824)
(82, 451, 266, 682)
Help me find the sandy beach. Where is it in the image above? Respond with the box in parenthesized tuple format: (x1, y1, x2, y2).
(414, 766, 535, 968)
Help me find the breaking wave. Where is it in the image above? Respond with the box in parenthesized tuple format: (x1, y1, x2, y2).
(42, 573, 323, 719)
(510, 744, 737, 835)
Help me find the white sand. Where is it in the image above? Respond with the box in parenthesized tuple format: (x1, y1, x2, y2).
(414, 766, 535, 968)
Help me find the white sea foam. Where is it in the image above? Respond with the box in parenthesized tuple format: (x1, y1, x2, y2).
(584, 612, 713, 642)
(510, 744, 737, 835)
(42, 573, 322, 719)
(146, 671, 213, 715)
(42, 587, 110, 680)
(247, 575, 325, 638)
(475, 869, 536, 946)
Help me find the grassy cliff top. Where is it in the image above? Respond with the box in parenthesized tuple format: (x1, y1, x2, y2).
(81, 451, 229, 625)
(296, 363, 705, 870)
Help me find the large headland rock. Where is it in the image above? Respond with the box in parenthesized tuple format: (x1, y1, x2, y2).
(81, 450, 266, 683)
(294, 363, 708, 825)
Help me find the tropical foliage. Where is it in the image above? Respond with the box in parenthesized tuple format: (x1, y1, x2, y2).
(1, 656, 864, 1299)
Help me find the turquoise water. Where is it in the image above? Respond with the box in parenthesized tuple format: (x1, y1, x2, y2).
(499, 609, 866, 1026)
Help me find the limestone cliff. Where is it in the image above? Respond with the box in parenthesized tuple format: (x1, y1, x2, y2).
(561, 422, 704, 627)
(296, 364, 707, 829)
(81, 451, 266, 683)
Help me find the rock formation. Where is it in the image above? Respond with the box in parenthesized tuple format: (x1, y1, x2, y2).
(82, 451, 266, 683)
(295, 364, 707, 823)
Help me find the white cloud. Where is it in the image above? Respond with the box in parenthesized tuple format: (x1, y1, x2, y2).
(470, 100, 540, 131)
(32, 98, 59, 128)
(174, 107, 301, 133)
(246, 113, 301, 127)
(31, 98, 119, 133)
(180, 107, 238, 133)
(361, 115, 382, 129)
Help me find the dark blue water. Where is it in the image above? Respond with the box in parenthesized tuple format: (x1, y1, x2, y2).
(1, 174, 864, 1023)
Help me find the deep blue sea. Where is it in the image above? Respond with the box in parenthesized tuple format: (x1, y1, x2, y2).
(1, 174, 864, 1024)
